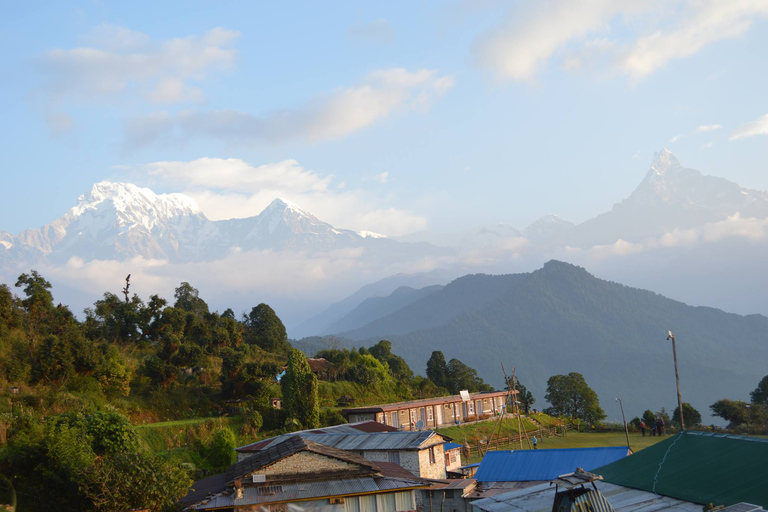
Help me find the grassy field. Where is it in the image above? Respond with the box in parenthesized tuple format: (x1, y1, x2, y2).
(458, 432, 669, 463)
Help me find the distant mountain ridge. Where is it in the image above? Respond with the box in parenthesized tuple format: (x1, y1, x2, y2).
(326, 261, 768, 421)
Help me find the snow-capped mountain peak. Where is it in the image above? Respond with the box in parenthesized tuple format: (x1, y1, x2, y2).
(72, 181, 203, 226)
(649, 148, 682, 177)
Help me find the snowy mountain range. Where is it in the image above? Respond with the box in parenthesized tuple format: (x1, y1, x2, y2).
(0, 182, 410, 264)
(2, 149, 768, 329)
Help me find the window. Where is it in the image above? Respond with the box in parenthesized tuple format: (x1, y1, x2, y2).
(388, 451, 400, 465)
(468, 402, 474, 415)
(427, 407, 434, 422)
(410, 410, 417, 424)
(429, 446, 436, 464)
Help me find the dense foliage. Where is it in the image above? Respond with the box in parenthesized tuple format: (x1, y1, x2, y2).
(544, 372, 606, 425)
(1, 270, 477, 510)
(709, 374, 768, 432)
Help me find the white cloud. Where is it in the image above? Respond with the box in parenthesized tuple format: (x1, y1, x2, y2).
(670, 122, 723, 143)
(40, 25, 238, 131)
(347, 18, 394, 45)
(139, 157, 427, 236)
(125, 68, 453, 149)
(472, 0, 642, 82)
(372, 172, 390, 184)
(730, 112, 768, 140)
(472, 1, 768, 83)
(621, 1, 768, 80)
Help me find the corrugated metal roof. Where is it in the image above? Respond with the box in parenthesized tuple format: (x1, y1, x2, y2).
(444, 442, 463, 451)
(236, 421, 398, 452)
(471, 480, 705, 512)
(475, 447, 629, 482)
(190, 476, 426, 510)
(226, 435, 379, 483)
(595, 431, 768, 508)
(301, 431, 441, 451)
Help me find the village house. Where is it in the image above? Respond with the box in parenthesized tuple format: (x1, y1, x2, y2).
(237, 429, 452, 479)
(182, 435, 430, 512)
(342, 390, 513, 430)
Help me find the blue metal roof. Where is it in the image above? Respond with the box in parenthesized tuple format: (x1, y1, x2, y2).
(474, 447, 630, 482)
(444, 442, 463, 451)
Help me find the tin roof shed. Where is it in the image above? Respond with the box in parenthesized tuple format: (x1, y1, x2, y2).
(475, 447, 630, 482)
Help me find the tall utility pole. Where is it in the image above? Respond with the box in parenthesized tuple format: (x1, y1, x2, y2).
(615, 397, 630, 450)
(666, 331, 685, 431)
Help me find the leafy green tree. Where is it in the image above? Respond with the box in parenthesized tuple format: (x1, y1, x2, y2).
(710, 399, 750, 428)
(446, 358, 493, 394)
(349, 353, 391, 386)
(426, 351, 449, 389)
(673, 402, 702, 427)
(544, 372, 606, 425)
(281, 348, 320, 429)
(15, 270, 54, 312)
(220, 347, 280, 398)
(369, 340, 393, 361)
(369, 340, 413, 381)
(81, 452, 192, 512)
(751, 375, 768, 405)
(32, 335, 75, 384)
(642, 409, 656, 426)
(88, 292, 147, 344)
(244, 303, 289, 353)
(141, 354, 178, 387)
(95, 346, 131, 397)
(173, 281, 209, 317)
(0, 283, 22, 335)
(509, 380, 536, 414)
(207, 427, 237, 469)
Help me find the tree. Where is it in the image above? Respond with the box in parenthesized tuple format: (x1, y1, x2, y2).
(710, 399, 750, 428)
(642, 409, 656, 426)
(82, 452, 192, 512)
(426, 351, 449, 389)
(281, 348, 319, 429)
(751, 375, 768, 405)
(446, 358, 493, 394)
(544, 372, 606, 425)
(95, 346, 131, 397)
(369, 340, 393, 362)
(508, 380, 536, 414)
(173, 282, 209, 317)
(207, 428, 237, 469)
(673, 402, 702, 427)
(244, 303, 289, 353)
(15, 270, 54, 312)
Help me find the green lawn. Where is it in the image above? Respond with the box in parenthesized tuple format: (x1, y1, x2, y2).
(462, 431, 669, 463)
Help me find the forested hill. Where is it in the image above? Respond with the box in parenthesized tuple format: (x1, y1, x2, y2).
(334, 260, 768, 421)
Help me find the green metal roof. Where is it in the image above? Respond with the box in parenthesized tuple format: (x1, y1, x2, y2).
(594, 431, 768, 508)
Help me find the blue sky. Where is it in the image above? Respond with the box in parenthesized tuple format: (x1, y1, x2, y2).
(2, 0, 768, 236)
